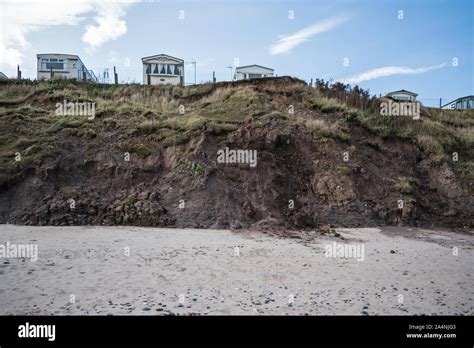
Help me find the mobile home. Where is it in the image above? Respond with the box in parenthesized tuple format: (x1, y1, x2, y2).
(385, 90, 418, 101)
(441, 95, 474, 110)
(233, 65, 274, 80)
(37, 53, 96, 81)
(142, 54, 184, 86)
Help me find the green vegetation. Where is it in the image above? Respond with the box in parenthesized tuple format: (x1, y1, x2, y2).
(121, 84, 265, 146)
(59, 186, 77, 197)
(301, 79, 473, 181)
(294, 116, 350, 142)
(356, 107, 473, 181)
(122, 196, 137, 205)
(192, 163, 204, 176)
(391, 177, 417, 194)
(175, 158, 205, 176)
(120, 143, 152, 158)
(336, 165, 351, 176)
(362, 139, 383, 152)
(303, 92, 353, 114)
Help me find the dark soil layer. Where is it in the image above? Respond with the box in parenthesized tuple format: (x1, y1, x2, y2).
(0, 77, 472, 230)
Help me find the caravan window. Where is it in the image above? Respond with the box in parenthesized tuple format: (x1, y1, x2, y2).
(41, 58, 65, 70)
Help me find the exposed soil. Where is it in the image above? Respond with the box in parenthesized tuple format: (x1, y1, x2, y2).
(0, 77, 472, 230)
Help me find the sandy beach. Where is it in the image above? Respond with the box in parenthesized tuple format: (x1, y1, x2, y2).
(0, 225, 472, 315)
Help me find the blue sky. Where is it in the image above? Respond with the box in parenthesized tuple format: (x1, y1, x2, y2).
(1, 0, 472, 106)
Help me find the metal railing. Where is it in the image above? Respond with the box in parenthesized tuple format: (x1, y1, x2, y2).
(78, 68, 98, 82)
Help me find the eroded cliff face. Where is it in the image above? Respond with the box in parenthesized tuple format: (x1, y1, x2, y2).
(0, 77, 472, 230)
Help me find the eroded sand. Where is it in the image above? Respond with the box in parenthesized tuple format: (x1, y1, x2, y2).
(0, 225, 472, 315)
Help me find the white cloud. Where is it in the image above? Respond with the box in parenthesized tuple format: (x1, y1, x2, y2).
(82, 17, 127, 51)
(0, 43, 23, 72)
(269, 14, 349, 55)
(340, 63, 447, 84)
(0, 0, 92, 71)
(0, 0, 134, 73)
(82, 2, 134, 52)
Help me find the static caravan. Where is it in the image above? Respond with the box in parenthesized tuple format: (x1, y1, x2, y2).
(233, 65, 274, 81)
(385, 90, 418, 102)
(142, 54, 184, 86)
(441, 95, 474, 110)
(37, 53, 96, 81)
